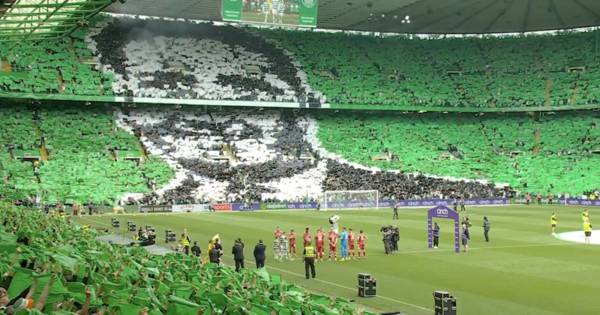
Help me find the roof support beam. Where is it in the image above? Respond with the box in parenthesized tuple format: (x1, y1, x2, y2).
(8, 1, 106, 9)
(6, 0, 71, 48)
(0, 23, 74, 31)
(62, 0, 116, 38)
(0, 0, 116, 43)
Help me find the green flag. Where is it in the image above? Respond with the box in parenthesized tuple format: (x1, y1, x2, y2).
(65, 282, 100, 306)
(256, 268, 270, 282)
(112, 303, 145, 315)
(166, 295, 201, 315)
(171, 281, 194, 300)
(0, 229, 18, 254)
(34, 274, 69, 307)
(250, 303, 272, 315)
(51, 253, 78, 272)
(7, 267, 33, 298)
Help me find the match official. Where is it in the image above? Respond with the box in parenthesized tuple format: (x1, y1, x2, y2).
(303, 241, 316, 279)
(433, 222, 440, 248)
(483, 217, 491, 242)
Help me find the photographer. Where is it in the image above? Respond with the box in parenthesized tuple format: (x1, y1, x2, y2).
(381, 226, 393, 255)
(392, 226, 400, 252)
(232, 238, 245, 272)
(191, 241, 202, 257)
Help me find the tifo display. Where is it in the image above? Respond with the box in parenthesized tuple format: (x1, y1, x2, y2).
(1, 14, 600, 111)
(0, 6, 600, 315)
(1, 105, 598, 206)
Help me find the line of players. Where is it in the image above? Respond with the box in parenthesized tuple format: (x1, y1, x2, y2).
(260, 0, 286, 24)
(273, 227, 367, 261)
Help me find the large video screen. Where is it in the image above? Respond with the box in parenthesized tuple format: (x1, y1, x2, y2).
(222, 0, 318, 28)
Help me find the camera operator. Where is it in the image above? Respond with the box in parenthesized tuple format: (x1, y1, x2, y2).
(392, 226, 400, 252)
(381, 226, 393, 255)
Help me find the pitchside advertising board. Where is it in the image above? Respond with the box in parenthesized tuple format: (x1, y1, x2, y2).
(561, 198, 600, 206)
(140, 198, 510, 213)
(222, 0, 318, 28)
(172, 204, 211, 213)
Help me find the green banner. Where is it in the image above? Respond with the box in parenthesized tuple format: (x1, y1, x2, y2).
(222, 0, 318, 28)
(222, 0, 243, 21)
(298, 0, 318, 27)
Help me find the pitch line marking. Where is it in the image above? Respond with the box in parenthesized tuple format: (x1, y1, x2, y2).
(81, 217, 432, 312)
(251, 262, 433, 312)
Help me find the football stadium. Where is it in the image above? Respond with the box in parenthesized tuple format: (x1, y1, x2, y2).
(1, 0, 600, 314)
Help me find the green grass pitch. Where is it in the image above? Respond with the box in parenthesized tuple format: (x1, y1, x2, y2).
(75, 205, 600, 315)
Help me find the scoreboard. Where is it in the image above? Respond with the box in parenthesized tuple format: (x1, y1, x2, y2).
(222, 0, 318, 28)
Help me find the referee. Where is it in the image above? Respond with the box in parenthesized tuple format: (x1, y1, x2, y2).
(303, 241, 316, 279)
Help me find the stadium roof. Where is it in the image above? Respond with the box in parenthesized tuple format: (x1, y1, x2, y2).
(0, 0, 114, 42)
(105, 0, 600, 34)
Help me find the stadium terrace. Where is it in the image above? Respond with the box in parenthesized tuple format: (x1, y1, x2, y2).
(1, 2, 599, 315)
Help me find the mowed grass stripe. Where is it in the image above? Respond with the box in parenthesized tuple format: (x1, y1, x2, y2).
(80, 215, 433, 313)
(76, 205, 600, 315)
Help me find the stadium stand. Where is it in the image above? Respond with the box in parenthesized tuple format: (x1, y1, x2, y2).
(0, 202, 371, 314)
(0, 27, 112, 97)
(118, 107, 504, 204)
(323, 160, 501, 200)
(0, 104, 173, 205)
(2, 14, 600, 111)
(87, 16, 324, 105)
(316, 111, 600, 196)
(262, 29, 600, 109)
(0, 106, 40, 201)
(4, 104, 598, 204)
(117, 107, 326, 204)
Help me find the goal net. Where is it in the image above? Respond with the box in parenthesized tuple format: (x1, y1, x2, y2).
(321, 190, 379, 210)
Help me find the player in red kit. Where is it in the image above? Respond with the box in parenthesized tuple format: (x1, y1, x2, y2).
(289, 229, 297, 256)
(357, 230, 366, 257)
(315, 228, 325, 260)
(274, 226, 283, 239)
(348, 228, 356, 259)
(303, 227, 311, 247)
(328, 228, 338, 261)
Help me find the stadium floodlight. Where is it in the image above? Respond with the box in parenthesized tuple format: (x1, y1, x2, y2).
(321, 190, 379, 210)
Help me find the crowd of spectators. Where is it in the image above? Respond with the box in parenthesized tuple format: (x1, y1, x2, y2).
(0, 202, 369, 314)
(118, 107, 508, 204)
(262, 28, 600, 109)
(89, 16, 323, 105)
(316, 111, 599, 196)
(324, 160, 504, 200)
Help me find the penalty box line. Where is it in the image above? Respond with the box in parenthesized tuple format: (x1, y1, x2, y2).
(81, 216, 433, 312)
